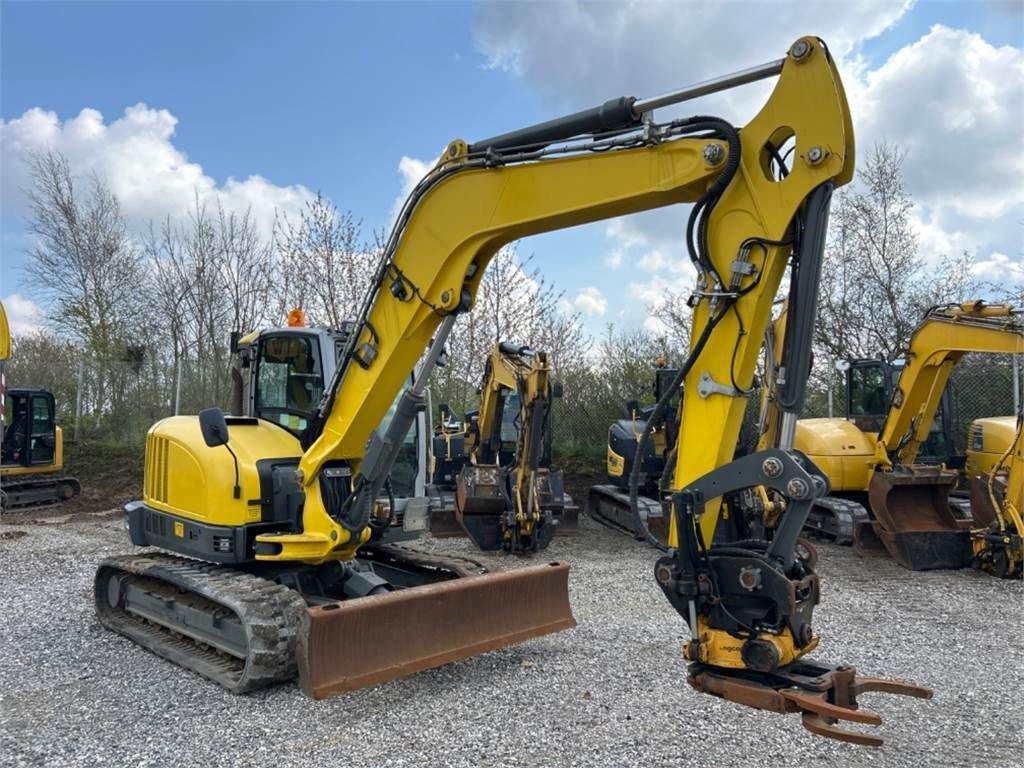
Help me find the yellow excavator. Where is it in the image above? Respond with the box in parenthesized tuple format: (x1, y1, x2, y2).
(430, 341, 574, 552)
(969, 412, 1022, 578)
(755, 301, 1023, 574)
(588, 361, 679, 540)
(0, 301, 81, 512)
(95, 37, 929, 744)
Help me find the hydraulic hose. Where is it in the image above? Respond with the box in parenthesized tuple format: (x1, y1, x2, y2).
(629, 307, 729, 552)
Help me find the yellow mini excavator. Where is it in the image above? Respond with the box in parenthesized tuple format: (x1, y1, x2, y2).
(429, 341, 575, 553)
(588, 361, 679, 540)
(968, 411, 1022, 578)
(0, 301, 81, 512)
(754, 301, 1023, 574)
(96, 37, 929, 743)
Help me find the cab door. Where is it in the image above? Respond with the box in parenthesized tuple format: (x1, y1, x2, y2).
(28, 392, 57, 467)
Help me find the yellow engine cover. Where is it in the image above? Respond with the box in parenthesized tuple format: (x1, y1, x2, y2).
(966, 416, 1017, 478)
(793, 418, 876, 492)
(143, 416, 302, 527)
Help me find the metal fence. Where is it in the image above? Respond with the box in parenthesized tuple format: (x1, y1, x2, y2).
(550, 355, 1023, 461)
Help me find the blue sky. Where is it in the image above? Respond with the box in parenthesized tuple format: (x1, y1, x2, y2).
(2, 1, 1022, 336)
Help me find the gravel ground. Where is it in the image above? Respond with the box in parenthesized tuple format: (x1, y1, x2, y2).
(1, 507, 1021, 768)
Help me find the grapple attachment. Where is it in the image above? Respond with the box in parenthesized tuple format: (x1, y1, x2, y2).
(296, 561, 575, 698)
(866, 466, 972, 570)
(689, 661, 932, 747)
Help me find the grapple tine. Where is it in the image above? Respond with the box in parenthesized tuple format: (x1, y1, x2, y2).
(781, 689, 882, 725)
(851, 676, 934, 699)
(296, 561, 575, 699)
(688, 660, 931, 747)
(801, 713, 884, 747)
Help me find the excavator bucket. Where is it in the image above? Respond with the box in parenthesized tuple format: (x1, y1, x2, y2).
(296, 561, 575, 698)
(866, 466, 973, 570)
(969, 473, 1005, 529)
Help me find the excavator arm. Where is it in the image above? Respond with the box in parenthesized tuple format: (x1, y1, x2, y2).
(466, 342, 537, 464)
(460, 342, 565, 552)
(254, 37, 926, 742)
(265, 36, 853, 566)
(458, 342, 562, 552)
(875, 302, 1023, 469)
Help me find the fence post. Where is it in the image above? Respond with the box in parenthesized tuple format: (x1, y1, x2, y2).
(826, 353, 834, 418)
(1014, 354, 1021, 414)
(174, 355, 182, 416)
(74, 359, 84, 441)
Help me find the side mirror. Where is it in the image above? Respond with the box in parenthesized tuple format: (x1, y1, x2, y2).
(199, 408, 230, 448)
(623, 399, 641, 420)
(552, 382, 564, 398)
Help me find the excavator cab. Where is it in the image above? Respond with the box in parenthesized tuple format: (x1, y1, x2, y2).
(2, 389, 57, 468)
(1, 388, 81, 509)
(847, 359, 957, 464)
(234, 323, 429, 538)
(587, 364, 680, 540)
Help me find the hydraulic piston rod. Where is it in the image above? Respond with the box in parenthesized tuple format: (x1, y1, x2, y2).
(471, 56, 786, 153)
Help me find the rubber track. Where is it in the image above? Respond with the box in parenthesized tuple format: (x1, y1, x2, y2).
(804, 497, 870, 545)
(585, 485, 664, 541)
(1, 475, 81, 511)
(367, 543, 490, 577)
(95, 553, 307, 694)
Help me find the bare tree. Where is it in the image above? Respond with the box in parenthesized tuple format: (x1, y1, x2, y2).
(144, 195, 275, 411)
(21, 150, 151, 434)
(23, 150, 145, 353)
(273, 193, 378, 326)
(429, 246, 589, 415)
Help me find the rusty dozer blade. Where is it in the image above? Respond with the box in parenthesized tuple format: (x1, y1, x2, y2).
(689, 661, 932, 747)
(867, 466, 973, 570)
(296, 561, 575, 699)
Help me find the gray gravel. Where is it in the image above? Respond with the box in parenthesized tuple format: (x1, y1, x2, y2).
(1, 508, 1021, 768)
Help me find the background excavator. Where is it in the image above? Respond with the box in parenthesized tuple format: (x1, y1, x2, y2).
(587, 360, 678, 539)
(754, 301, 1022, 571)
(95, 37, 928, 744)
(429, 341, 575, 552)
(0, 300, 81, 512)
(969, 411, 1022, 577)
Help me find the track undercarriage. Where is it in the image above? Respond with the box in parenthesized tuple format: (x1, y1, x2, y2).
(95, 545, 575, 697)
(1, 474, 81, 512)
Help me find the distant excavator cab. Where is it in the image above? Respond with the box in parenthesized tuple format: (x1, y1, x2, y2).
(1, 388, 81, 509)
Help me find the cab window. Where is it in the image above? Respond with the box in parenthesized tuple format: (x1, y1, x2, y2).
(379, 385, 419, 498)
(255, 335, 324, 432)
(500, 391, 521, 444)
(849, 364, 888, 417)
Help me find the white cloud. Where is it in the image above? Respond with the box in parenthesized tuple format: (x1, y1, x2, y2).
(475, 1, 911, 113)
(643, 315, 670, 336)
(971, 252, 1024, 285)
(392, 154, 433, 223)
(604, 250, 623, 269)
(474, 6, 1022, 322)
(0, 104, 313, 239)
(850, 26, 1024, 230)
(572, 285, 607, 316)
(2, 293, 44, 336)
